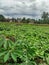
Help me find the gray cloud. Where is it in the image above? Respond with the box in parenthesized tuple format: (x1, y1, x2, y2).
(0, 0, 49, 19)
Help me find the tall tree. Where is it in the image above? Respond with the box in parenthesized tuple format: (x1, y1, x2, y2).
(41, 12, 49, 24)
(42, 12, 49, 21)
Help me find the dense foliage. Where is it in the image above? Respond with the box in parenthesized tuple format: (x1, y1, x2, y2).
(0, 22, 49, 65)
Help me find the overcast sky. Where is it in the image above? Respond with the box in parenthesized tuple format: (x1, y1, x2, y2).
(0, 0, 49, 19)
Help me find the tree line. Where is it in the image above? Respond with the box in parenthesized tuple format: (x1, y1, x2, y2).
(0, 12, 49, 24)
(37, 12, 49, 24)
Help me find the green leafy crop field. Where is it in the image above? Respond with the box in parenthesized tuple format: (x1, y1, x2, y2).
(0, 22, 49, 65)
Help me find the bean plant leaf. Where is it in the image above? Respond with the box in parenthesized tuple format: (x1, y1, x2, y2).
(11, 53, 16, 62)
(4, 40, 7, 49)
(4, 52, 9, 62)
